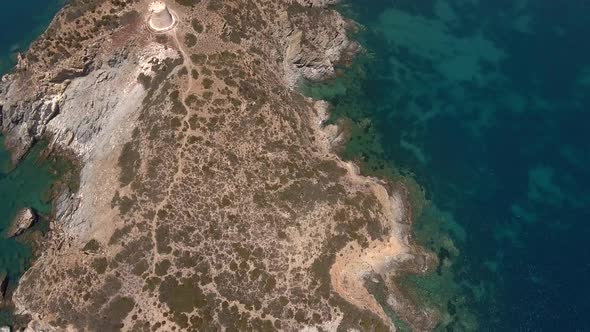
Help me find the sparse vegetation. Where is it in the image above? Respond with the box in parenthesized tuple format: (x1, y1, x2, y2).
(184, 33, 197, 48)
(12, 0, 431, 331)
(118, 141, 141, 186)
(190, 53, 206, 65)
(82, 239, 101, 252)
(202, 78, 213, 89)
(191, 18, 204, 33)
(137, 73, 151, 88)
(191, 68, 199, 80)
(175, 0, 201, 7)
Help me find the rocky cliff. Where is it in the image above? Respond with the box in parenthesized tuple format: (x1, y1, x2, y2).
(0, 0, 437, 331)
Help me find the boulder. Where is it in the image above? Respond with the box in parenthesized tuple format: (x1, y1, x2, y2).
(0, 326, 10, 332)
(6, 208, 37, 237)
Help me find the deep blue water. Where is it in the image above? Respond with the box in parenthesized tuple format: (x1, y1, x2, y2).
(307, 0, 590, 330)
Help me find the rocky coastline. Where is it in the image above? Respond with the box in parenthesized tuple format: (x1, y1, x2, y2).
(1, 0, 438, 330)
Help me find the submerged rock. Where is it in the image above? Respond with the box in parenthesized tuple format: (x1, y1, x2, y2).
(6, 208, 37, 238)
(0, 271, 7, 299)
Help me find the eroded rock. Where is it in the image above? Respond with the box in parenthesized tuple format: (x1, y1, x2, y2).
(7, 208, 36, 238)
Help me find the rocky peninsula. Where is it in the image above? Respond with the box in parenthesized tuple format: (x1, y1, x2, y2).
(0, 0, 437, 330)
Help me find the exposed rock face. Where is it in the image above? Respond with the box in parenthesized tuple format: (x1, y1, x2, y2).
(6, 208, 36, 238)
(0, 94, 61, 164)
(281, 4, 358, 86)
(1, 0, 436, 331)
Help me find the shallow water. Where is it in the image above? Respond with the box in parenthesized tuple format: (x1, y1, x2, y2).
(0, 137, 62, 325)
(0, 138, 58, 273)
(0, 0, 64, 325)
(306, 0, 590, 330)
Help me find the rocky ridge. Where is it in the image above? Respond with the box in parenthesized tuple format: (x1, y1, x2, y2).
(1, 0, 438, 331)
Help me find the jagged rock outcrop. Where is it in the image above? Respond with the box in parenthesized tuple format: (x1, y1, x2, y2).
(0, 22, 97, 164)
(0, 91, 62, 164)
(280, 3, 358, 86)
(6, 208, 37, 238)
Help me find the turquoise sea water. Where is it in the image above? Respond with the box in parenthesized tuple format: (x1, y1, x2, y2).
(0, 139, 58, 277)
(0, 0, 64, 325)
(1, 0, 589, 330)
(306, 0, 590, 330)
(0, 139, 62, 326)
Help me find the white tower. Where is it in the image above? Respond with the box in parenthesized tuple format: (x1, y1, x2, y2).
(148, 1, 176, 32)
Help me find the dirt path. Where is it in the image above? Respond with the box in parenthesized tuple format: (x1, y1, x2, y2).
(149, 28, 198, 274)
